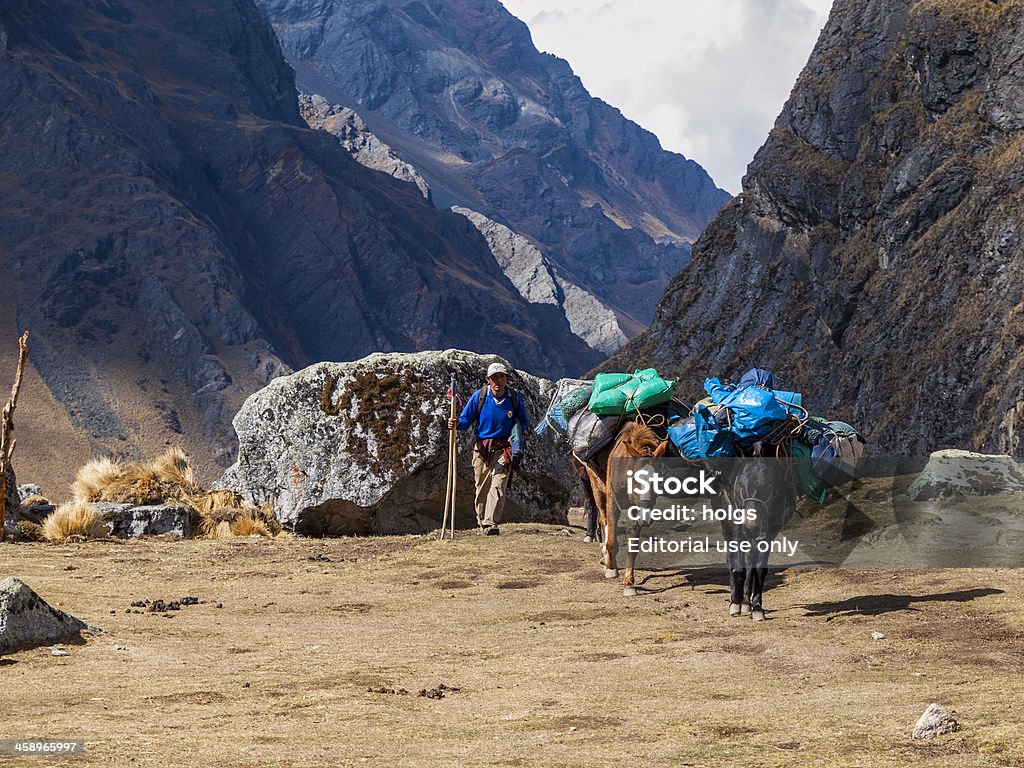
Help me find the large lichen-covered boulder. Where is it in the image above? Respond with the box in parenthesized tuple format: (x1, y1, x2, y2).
(219, 350, 573, 535)
(0, 577, 88, 653)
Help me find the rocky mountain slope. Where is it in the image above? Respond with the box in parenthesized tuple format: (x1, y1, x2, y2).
(299, 91, 632, 355)
(255, 0, 731, 339)
(0, 0, 599, 493)
(607, 0, 1024, 456)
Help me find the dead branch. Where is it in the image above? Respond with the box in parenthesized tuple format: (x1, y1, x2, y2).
(0, 331, 29, 542)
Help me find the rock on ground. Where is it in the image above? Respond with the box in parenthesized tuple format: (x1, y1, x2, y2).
(0, 577, 88, 653)
(218, 350, 575, 535)
(17, 483, 42, 501)
(97, 504, 192, 539)
(913, 703, 959, 739)
(905, 449, 1024, 501)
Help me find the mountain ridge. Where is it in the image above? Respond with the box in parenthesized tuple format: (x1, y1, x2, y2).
(605, 0, 1024, 457)
(0, 0, 600, 494)
(256, 0, 732, 335)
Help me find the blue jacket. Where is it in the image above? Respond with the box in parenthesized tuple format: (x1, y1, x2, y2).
(457, 386, 530, 441)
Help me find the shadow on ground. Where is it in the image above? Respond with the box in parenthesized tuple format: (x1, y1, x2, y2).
(801, 587, 1004, 619)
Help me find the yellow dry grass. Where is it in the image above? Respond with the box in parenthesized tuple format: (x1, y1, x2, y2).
(71, 448, 203, 506)
(189, 489, 247, 515)
(40, 501, 107, 542)
(63, 449, 285, 541)
(150, 446, 200, 497)
(194, 506, 282, 540)
(70, 456, 122, 503)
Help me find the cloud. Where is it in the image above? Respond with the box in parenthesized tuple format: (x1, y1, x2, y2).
(502, 0, 833, 194)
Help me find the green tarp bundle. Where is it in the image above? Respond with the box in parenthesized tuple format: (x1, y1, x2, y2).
(788, 440, 828, 504)
(588, 368, 677, 415)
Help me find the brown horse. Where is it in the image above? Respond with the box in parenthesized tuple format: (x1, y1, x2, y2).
(581, 421, 667, 597)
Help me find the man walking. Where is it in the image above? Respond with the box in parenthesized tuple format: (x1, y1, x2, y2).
(449, 362, 529, 535)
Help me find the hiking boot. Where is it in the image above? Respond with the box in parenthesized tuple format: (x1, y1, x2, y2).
(485, 526, 500, 536)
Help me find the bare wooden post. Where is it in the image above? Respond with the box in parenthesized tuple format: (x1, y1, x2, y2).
(0, 331, 29, 542)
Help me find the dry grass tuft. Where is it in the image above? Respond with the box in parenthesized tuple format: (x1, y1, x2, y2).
(71, 457, 122, 503)
(230, 516, 271, 537)
(71, 448, 204, 506)
(63, 449, 287, 543)
(191, 489, 248, 515)
(196, 505, 284, 539)
(96, 466, 166, 505)
(151, 447, 200, 496)
(19, 494, 50, 507)
(41, 501, 107, 543)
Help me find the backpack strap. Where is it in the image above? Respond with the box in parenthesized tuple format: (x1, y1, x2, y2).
(476, 386, 488, 430)
(475, 386, 522, 429)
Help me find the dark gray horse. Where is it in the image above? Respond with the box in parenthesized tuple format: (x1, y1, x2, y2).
(716, 456, 796, 621)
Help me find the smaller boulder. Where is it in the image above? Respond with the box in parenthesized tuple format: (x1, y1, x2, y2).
(904, 450, 1024, 500)
(17, 484, 43, 501)
(0, 577, 88, 653)
(912, 703, 958, 739)
(99, 504, 192, 538)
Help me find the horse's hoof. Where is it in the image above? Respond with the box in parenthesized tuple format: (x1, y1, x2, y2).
(729, 602, 742, 617)
(740, 603, 752, 616)
(583, 535, 592, 544)
(623, 587, 637, 597)
(604, 568, 619, 579)
(751, 609, 765, 622)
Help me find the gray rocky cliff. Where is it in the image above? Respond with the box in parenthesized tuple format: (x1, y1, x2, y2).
(255, 0, 732, 334)
(300, 90, 629, 356)
(299, 92, 432, 200)
(452, 207, 629, 355)
(0, 0, 600, 486)
(606, 0, 1024, 457)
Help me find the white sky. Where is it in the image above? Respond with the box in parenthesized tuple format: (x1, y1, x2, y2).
(501, 0, 834, 194)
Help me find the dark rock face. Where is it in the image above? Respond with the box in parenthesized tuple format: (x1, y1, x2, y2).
(255, 0, 731, 333)
(0, 0, 599, 479)
(608, 0, 1024, 457)
(219, 350, 574, 534)
(2, 467, 16, 539)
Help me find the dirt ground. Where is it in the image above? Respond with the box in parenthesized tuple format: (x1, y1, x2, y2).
(3, 521, 1024, 768)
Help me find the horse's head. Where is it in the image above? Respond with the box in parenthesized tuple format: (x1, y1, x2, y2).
(614, 421, 668, 459)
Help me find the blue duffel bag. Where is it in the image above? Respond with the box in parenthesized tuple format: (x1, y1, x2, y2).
(668, 404, 734, 460)
(704, 378, 789, 445)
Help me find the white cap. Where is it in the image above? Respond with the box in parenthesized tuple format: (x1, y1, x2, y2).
(486, 362, 508, 378)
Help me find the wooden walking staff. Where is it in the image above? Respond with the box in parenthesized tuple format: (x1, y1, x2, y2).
(0, 331, 29, 543)
(439, 372, 457, 540)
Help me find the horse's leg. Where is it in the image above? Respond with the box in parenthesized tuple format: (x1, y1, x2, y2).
(723, 521, 745, 616)
(603, 501, 618, 579)
(622, 521, 640, 597)
(586, 464, 618, 578)
(749, 545, 769, 621)
(579, 467, 599, 544)
(583, 465, 612, 574)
